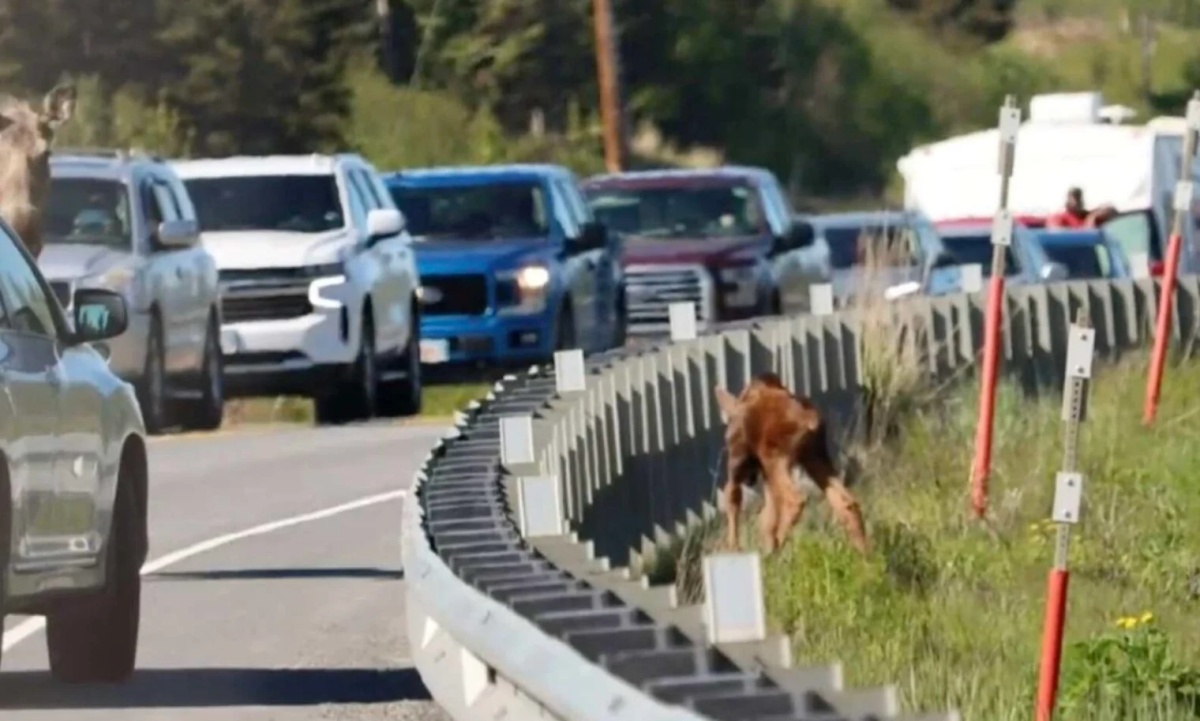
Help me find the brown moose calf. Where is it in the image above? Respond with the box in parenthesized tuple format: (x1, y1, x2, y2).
(714, 373, 869, 555)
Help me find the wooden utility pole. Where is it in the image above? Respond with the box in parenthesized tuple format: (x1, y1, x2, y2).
(591, 0, 626, 172)
(376, 0, 398, 82)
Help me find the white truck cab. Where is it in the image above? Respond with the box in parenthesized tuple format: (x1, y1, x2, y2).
(171, 154, 423, 424)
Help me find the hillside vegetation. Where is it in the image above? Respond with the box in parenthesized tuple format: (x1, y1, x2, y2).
(1, 0, 1198, 199)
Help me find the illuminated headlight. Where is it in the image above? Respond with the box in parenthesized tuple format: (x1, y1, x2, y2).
(717, 264, 760, 308)
(306, 263, 348, 309)
(497, 265, 551, 315)
(883, 281, 922, 301)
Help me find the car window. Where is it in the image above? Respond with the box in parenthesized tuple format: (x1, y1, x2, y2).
(152, 181, 182, 222)
(1102, 212, 1160, 262)
(141, 181, 165, 228)
(758, 176, 791, 235)
(556, 178, 591, 228)
(44, 177, 133, 250)
(184, 174, 345, 233)
(391, 181, 550, 240)
(824, 223, 920, 269)
(0, 222, 62, 338)
(942, 232, 1021, 277)
(342, 173, 369, 229)
(585, 183, 765, 239)
(353, 169, 386, 209)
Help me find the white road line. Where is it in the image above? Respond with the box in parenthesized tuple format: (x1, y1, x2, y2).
(2, 488, 408, 653)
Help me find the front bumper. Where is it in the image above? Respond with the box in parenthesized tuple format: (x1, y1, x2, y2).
(417, 312, 554, 365)
(219, 307, 361, 397)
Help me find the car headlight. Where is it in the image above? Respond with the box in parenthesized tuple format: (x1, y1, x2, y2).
(78, 267, 135, 291)
(716, 263, 760, 308)
(496, 265, 551, 315)
(513, 265, 551, 290)
(884, 281, 922, 301)
(303, 262, 344, 279)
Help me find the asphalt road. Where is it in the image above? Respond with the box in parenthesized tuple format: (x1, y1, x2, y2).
(0, 421, 452, 721)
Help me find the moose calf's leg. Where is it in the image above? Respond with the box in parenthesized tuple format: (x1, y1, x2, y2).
(721, 479, 743, 551)
(774, 483, 807, 549)
(758, 484, 780, 553)
(824, 480, 869, 554)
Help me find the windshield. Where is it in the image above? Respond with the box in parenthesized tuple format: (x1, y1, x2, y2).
(184, 175, 344, 233)
(585, 184, 764, 239)
(942, 232, 1021, 277)
(823, 224, 919, 269)
(43, 178, 133, 248)
(389, 182, 549, 240)
(1041, 242, 1112, 279)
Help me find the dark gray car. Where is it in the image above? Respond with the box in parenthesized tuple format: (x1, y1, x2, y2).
(807, 209, 959, 306)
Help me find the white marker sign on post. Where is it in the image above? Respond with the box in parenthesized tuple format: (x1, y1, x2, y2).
(669, 302, 697, 341)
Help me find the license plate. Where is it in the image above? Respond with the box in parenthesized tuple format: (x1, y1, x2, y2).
(419, 339, 449, 364)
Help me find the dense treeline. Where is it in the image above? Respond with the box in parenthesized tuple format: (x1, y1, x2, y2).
(1, 0, 1199, 197)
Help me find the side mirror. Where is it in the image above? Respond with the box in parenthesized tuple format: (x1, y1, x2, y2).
(70, 288, 128, 344)
(367, 208, 404, 239)
(578, 221, 608, 251)
(775, 220, 813, 254)
(1041, 261, 1069, 282)
(156, 219, 199, 248)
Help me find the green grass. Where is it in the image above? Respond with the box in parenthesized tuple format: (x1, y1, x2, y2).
(673, 354, 1200, 719)
(220, 382, 490, 427)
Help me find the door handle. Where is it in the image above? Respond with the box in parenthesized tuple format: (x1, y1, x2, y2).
(176, 266, 185, 279)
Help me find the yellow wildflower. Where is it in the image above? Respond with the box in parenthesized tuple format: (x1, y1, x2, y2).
(1115, 616, 1138, 630)
(1139, 611, 1154, 625)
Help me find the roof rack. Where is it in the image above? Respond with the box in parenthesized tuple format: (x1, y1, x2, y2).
(54, 147, 165, 163)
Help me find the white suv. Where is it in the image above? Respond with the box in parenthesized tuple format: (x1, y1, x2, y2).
(171, 154, 423, 424)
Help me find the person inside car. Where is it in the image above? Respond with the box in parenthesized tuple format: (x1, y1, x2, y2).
(1047, 187, 1117, 229)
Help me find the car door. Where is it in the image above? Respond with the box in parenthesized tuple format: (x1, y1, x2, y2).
(138, 175, 191, 375)
(364, 167, 417, 340)
(160, 169, 214, 369)
(558, 175, 612, 346)
(350, 166, 405, 353)
(756, 175, 806, 312)
(0, 221, 74, 568)
(549, 179, 597, 348)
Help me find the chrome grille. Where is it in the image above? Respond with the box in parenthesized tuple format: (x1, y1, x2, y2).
(623, 264, 714, 335)
(219, 271, 314, 323)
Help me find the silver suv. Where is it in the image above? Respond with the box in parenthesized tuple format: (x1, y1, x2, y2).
(0, 215, 148, 681)
(39, 150, 224, 434)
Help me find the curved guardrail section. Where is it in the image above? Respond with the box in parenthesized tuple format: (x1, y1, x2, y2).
(404, 277, 1200, 721)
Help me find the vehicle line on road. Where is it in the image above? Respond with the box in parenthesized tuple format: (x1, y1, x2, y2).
(1, 487, 409, 653)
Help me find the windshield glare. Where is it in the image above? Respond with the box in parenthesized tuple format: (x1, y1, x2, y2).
(943, 232, 1021, 277)
(44, 178, 133, 248)
(389, 182, 549, 240)
(585, 185, 763, 239)
(184, 175, 344, 233)
(824, 225, 919, 269)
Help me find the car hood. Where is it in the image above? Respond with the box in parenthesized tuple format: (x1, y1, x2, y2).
(620, 234, 769, 266)
(199, 229, 354, 270)
(414, 237, 549, 274)
(38, 242, 133, 281)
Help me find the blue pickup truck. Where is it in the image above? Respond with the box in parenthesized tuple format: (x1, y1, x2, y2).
(382, 164, 625, 367)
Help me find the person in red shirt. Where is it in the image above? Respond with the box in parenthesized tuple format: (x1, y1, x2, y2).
(1046, 187, 1116, 229)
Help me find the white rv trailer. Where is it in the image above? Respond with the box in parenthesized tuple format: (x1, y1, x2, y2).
(896, 91, 1200, 276)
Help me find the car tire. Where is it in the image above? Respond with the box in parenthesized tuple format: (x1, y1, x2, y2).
(379, 307, 422, 418)
(555, 303, 576, 352)
(45, 463, 143, 683)
(136, 315, 170, 435)
(612, 290, 627, 349)
(0, 491, 10, 672)
(177, 312, 224, 432)
(315, 311, 378, 425)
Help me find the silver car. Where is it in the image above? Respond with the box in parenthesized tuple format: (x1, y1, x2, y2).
(39, 150, 224, 434)
(0, 215, 148, 681)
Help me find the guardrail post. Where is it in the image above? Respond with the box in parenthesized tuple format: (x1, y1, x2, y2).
(462, 647, 491, 708)
(499, 415, 535, 466)
(970, 93, 1021, 520)
(702, 552, 767, 644)
(810, 283, 834, 316)
(1035, 314, 1093, 721)
(1144, 90, 1200, 425)
(554, 348, 587, 394)
(960, 263, 983, 294)
(669, 301, 697, 341)
(517, 476, 565, 537)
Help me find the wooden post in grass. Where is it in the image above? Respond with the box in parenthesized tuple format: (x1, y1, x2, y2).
(969, 94, 1021, 519)
(1035, 312, 1093, 721)
(1144, 90, 1200, 425)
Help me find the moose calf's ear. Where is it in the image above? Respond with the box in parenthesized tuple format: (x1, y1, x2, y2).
(41, 82, 76, 127)
(714, 385, 739, 421)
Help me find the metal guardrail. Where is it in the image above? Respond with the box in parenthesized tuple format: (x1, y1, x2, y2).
(404, 276, 1200, 720)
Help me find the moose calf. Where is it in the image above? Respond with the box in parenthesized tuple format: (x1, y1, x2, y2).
(714, 373, 869, 555)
